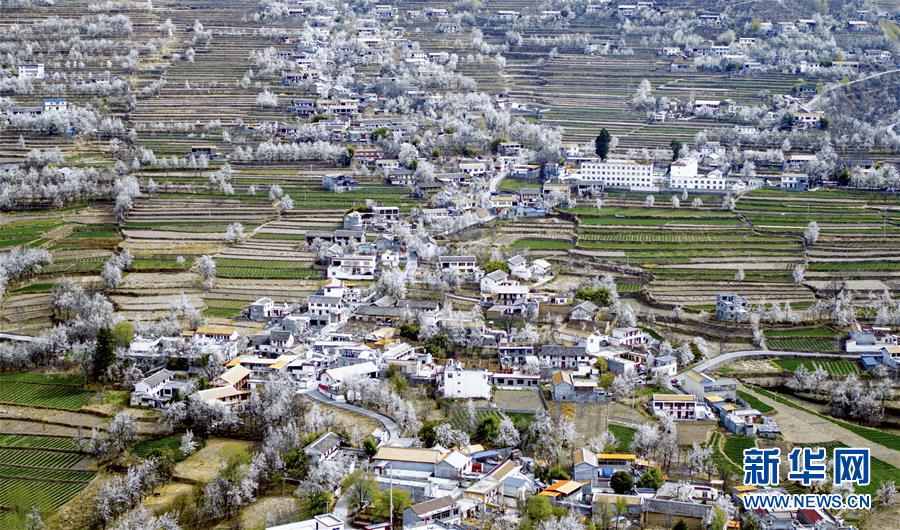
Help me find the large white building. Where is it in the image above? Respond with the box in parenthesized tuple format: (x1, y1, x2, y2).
(440, 362, 491, 399)
(668, 158, 738, 191)
(567, 159, 659, 191)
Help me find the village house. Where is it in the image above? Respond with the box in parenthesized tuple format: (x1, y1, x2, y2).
(652, 394, 702, 420)
(327, 255, 377, 280)
(716, 293, 749, 321)
(441, 362, 491, 399)
(438, 255, 482, 278)
(130, 369, 189, 408)
(538, 345, 592, 370)
(17, 63, 45, 79)
(303, 431, 342, 465)
(402, 496, 461, 527)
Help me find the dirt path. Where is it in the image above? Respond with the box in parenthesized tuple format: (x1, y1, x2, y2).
(742, 385, 900, 467)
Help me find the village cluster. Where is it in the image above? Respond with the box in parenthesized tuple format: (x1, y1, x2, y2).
(0, 0, 898, 530)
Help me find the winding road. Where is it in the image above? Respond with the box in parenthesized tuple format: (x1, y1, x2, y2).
(303, 387, 400, 443)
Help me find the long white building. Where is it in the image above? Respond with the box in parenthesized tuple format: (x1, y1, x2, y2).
(564, 159, 659, 191)
(668, 158, 742, 192)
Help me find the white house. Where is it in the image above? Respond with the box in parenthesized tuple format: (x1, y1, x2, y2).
(438, 256, 482, 277)
(441, 362, 491, 399)
(130, 369, 189, 408)
(327, 255, 377, 280)
(18, 63, 44, 79)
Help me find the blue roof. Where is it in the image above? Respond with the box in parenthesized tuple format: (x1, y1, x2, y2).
(43, 97, 66, 102)
(860, 356, 879, 369)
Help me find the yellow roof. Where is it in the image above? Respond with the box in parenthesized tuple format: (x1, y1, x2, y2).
(734, 485, 758, 492)
(598, 453, 637, 461)
(488, 460, 518, 481)
(270, 355, 298, 370)
(218, 365, 251, 386)
(196, 325, 237, 336)
(225, 357, 244, 367)
(721, 404, 738, 411)
(653, 394, 694, 402)
(552, 371, 573, 386)
(686, 370, 704, 382)
(705, 394, 725, 403)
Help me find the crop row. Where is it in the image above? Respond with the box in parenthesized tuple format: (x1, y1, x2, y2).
(0, 449, 83, 469)
(0, 381, 92, 410)
(0, 435, 79, 451)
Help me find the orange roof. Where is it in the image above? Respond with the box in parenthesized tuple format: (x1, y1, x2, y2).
(543, 480, 583, 495)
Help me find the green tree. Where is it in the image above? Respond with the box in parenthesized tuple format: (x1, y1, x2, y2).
(595, 128, 612, 160)
(308, 491, 331, 516)
(544, 464, 570, 481)
(483, 259, 510, 274)
(636, 467, 664, 489)
(112, 322, 134, 348)
(418, 421, 439, 447)
(593, 499, 613, 530)
(709, 506, 727, 530)
(343, 469, 379, 515)
(92, 327, 116, 382)
(371, 488, 411, 523)
(475, 415, 500, 443)
(362, 437, 378, 457)
(610, 471, 633, 494)
(672, 520, 688, 530)
(283, 448, 309, 479)
(575, 287, 612, 307)
(525, 495, 554, 522)
(670, 139, 683, 161)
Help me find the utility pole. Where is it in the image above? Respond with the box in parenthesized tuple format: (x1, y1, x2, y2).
(388, 463, 393, 530)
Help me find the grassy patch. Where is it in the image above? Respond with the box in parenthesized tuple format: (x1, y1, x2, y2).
(132, 435, 193, 462)
(607, 424, 636, 452)
(736, 390, 775, 414)
(723, 435, 756, 467)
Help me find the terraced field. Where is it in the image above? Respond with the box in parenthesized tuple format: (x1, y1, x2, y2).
(0, 435, 93, 528)
(0, 374, 92, 410)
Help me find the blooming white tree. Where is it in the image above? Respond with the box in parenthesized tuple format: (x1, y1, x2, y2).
(630, 423, 659, 459)
(180, 430, 198, 456)
(224, 222, 245, 244)
(277, 194, 294, 215)
(644, 195, 655, 207)
(734, 268, 745, 282)
(107, 412, 137, 456)
(194, 255, 216, 291)
(804, 221, 819, 245)
(494, 415, 520, 448)
(434, 423, 470, 448)
(670, 195, 680, 209)
(375, 266, 407, 299)
(256, 88, 278, 108)
(793, 263, 806, 283)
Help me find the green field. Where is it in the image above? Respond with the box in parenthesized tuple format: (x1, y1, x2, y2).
(772, 359, 860, 375)
(736, 390, 775, 414)
(723, 435, 756, 467)
(449, 408, 534, 433)
(0, 434, 92, 527)
(708, 431, 741, 475)
(132, 435, 193, 462)
(607, 423, 636, 452)
(0, 374, 91, 409)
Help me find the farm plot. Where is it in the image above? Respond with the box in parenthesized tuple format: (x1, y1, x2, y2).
(449, 408, 534, 432)
(215, 258, 320, 280)
(511, 238, 573, 250)
(0, 374, 92, 410)
(723, 435, 756, 467)
(0, 433, 92, 527)
(736, 390, 775, 414)
(772, 359, 860, 375)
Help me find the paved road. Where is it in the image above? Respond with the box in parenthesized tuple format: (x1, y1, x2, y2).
(685, 350, 860, 375)
(303, 388, 400, 442)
